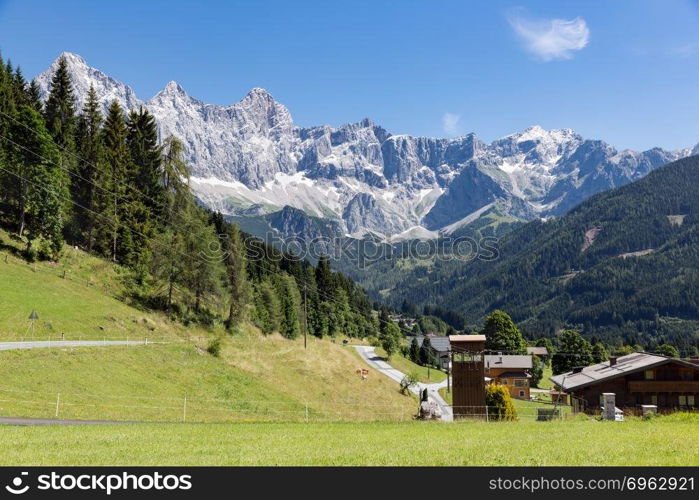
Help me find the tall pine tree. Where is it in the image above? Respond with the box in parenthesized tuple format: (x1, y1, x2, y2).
(73, 85, 103, 250)
(95, 100, 129, 262)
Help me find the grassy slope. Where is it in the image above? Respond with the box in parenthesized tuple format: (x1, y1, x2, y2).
(1, 414, 697, 466)
(0, 230, 187, 342)
(374, 347, 447, 383)
(0, 231, 415, 422)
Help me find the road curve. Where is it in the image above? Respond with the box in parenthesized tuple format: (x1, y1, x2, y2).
(354, 345, 453, 421)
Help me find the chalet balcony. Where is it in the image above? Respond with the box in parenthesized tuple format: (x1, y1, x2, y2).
(628, 381, 699, 393)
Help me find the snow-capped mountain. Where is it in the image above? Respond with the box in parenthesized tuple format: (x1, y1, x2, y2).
(35, 52, 695, 240)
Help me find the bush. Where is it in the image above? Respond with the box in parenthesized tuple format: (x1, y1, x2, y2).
(485, 384, 518, 421)
(400, 372, 419, 395)
(206, 337, 222, 357)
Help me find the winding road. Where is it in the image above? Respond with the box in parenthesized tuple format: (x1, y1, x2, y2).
(354, 345, 453, 421)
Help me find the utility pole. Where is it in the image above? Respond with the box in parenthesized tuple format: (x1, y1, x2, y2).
(303, 283, 308, 350)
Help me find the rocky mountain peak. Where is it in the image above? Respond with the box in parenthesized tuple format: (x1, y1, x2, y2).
(34, 52, 697, 240)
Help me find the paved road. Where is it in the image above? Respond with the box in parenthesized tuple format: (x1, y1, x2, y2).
(0, 340, 149, 351)
(354, 345, 453, 421)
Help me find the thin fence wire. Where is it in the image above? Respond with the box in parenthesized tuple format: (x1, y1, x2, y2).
(0, 385, 578, 424)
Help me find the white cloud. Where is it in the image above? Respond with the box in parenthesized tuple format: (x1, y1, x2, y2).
(442, 112, 461, 136)
(508, 12, 590, 61)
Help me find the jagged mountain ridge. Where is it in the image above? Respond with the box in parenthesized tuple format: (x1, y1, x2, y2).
(35, 52, 695, 239)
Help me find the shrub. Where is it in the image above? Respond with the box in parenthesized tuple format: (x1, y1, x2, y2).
(400, 372, 419, 395)
(206, 337, 222, 357)
(485, 384, 518, 421)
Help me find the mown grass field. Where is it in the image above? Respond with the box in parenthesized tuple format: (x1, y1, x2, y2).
(1, 414, 697, 466)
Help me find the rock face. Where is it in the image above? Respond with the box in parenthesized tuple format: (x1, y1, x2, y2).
(35, 52, 697, 239)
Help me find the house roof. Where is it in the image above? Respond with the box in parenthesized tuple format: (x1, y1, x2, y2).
(550, 352, 699, 391)
(495, 371, 531, 379)
(485, 355, 533, 370)
(527, 347, 549, 356)
(415, 336, 450, 353)
(450, 335, 486, 342)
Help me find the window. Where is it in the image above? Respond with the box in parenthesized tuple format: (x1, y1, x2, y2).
(689, 395, 696, 407)
(501, 379, 508, 385)
(519, 391, 525, 398)
(651, 395, 658, 405)
(645, 370, 655, 380)
(514, 379, 528, 387)
(679, 396, 687, 407)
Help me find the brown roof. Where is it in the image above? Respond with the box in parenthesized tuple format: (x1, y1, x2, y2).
(550, 352, 699, 391)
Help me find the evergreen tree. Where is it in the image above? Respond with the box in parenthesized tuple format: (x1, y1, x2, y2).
(419, 336, 435, 366)
(277, 273, 301, 339)
(252, 279, 282, 334)
(591, 342, 609, 363)
(95, 100, 129, 262)
(552, 330, 594, 375)
(224, 223, 249, 330)
(149, 227, 185, 313)
(44, 56, 76, 152)
(315, 255, 336, 302)
(73, 85, 103, 249)
(409, 337, 420, 363)
(43, 55, 76, 220)
(9, 105, 67, 257)
(27, 79, 42, 113)
(161, 135, 190, 206)
(481, 310, 527, 354)
(182, 210, 225, 314)
(127, 107, 164, 220)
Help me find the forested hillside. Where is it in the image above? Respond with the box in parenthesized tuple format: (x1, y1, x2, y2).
(392, 156, 699, 354)
(0, 54, 376, 339)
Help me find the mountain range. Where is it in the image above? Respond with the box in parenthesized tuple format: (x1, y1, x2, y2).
(389, 155, 699, 354)
(35, 52, 698, 242)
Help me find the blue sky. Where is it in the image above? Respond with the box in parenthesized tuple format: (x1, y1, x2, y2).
(1, 0, 699, 150)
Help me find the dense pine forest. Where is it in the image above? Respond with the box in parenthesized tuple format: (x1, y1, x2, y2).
(0, 54, 379, 339)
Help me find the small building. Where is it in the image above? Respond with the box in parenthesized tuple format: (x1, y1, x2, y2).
(485, 355, 533, 400)
(450, 335, 487, 418)
(415, 335, 450, 369)
(549, 391, 568, 405)
(550, 353, 699, 413)
(527, 346, 549, 359)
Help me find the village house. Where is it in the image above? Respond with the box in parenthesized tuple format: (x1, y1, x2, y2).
(551, 353, 699, 413)
(415, 335, 450, 369)
(527, 346, 549, 360)
(484, 354, 533, 400)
